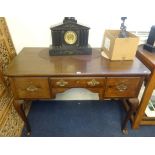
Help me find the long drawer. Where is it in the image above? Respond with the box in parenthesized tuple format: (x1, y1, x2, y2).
(50, 77, 105, 88)
(50, 77, 106, 99)
(12, 77, 51, 99)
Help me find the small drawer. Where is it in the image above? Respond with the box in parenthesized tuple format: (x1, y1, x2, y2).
(104, 77, 143, 98)
(50, 77, 105, 88)
(12, 77, 51, 99)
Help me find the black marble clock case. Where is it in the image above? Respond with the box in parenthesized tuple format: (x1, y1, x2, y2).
(49, 17, 92, 56)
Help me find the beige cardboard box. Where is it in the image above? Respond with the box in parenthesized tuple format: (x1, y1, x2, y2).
(101, 30, 139, 60)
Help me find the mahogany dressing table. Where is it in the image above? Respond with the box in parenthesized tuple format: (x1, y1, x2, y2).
(5, 48, 150, 135)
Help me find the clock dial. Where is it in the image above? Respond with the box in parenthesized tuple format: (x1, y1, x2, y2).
(64, 31, 77, 45)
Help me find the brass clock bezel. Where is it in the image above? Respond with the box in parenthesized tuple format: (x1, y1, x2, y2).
(64, 31, 77, 45)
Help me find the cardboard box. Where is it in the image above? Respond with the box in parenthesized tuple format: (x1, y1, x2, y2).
(101, 30, 139, 60)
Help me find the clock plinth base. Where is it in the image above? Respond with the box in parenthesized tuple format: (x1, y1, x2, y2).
(49, 45, 92, 56)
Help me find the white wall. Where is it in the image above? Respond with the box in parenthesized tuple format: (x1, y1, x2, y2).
(1, 0, 155, 53)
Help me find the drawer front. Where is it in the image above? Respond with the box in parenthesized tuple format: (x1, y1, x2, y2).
(12, 77, 51, 99)
(104, 77, 143, 98)
(50, 77, 105, 88)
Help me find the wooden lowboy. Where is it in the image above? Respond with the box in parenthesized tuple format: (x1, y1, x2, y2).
(5, 48, 150, 135)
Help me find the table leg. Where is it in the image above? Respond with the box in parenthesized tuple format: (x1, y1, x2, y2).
(13, 100, 31, 136)
(122, 98, 139, 134)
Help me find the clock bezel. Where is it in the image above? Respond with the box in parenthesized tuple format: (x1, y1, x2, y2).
(62, 30, 79, 47)
(64, 31, 77, 45)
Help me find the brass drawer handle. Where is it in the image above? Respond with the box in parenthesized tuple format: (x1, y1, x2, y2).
(116, 83, 128, 92)
(87, 79, 100, 87)
(56, 79, 68, 87)
(26, 85, 39, 92)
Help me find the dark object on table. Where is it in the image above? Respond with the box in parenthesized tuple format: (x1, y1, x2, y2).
(49, 17, 92, 56)
(119, 17, 128, 38)
(143, 26, 155, 52)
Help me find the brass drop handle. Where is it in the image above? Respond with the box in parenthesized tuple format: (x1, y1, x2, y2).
(26, 85, 39, 92)
(56, 79, 68, 87)
(116, 83, 128, 92)
(87, 79, 100, 87)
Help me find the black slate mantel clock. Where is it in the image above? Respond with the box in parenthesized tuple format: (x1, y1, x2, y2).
(49, 17, 92, 56)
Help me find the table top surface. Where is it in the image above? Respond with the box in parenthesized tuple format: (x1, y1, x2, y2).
(5, 48, 150, 77)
